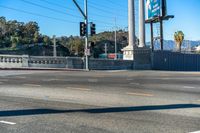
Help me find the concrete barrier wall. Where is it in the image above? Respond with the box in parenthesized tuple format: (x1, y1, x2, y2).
(88, 59, 134, 70)
(66, 57, 84, 69)
(0, 54, 151, 70)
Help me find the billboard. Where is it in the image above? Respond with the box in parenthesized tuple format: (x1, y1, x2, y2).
(146, 0, 166, 20)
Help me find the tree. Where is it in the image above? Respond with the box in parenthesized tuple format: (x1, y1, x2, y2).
(33, 31, 39, 43)
(43, 35, 50, 45)
(174, 31, 184, 52)
(10, 36, 19, 48)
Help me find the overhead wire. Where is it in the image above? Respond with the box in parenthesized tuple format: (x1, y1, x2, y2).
(0, 5, 78, 24)
(21, 0, 117, 26)
(20, 0, 82, 19)
(0, 0, 129, 34)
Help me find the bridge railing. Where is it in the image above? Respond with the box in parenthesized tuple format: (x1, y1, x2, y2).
(0, 55, 23, 68)
(0, 54, 84, 69)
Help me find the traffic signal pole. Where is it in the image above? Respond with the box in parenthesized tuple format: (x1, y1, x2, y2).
(84, 0, 89, 71)
(72, 0, 89, 71)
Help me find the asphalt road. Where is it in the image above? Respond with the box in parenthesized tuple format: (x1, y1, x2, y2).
(0, 70, 200, 133)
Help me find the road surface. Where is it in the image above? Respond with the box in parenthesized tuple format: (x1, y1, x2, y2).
(0, 70, 199, 133)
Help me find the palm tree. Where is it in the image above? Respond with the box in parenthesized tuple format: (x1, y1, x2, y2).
(174, 31, 184, 52)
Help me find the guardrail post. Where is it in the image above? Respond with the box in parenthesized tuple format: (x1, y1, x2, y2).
(22, 55, 29, 68)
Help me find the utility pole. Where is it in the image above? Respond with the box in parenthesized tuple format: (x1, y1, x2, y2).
(105, 43, 108, 57)
(114, 17, 117, 60)
(53, 35, 57, 57)
(72, 0, 89, 71)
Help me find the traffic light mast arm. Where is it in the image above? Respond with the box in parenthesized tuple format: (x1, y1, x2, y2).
(72, 0, 86, 19)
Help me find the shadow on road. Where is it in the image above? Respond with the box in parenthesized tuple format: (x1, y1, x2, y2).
(0, 104, 200, 117)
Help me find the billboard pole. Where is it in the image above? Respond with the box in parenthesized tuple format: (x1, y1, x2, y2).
(160, 19, 164, 50)
(150, 22, 154, 51)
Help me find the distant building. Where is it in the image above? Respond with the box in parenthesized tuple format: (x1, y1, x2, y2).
(194, 45, 200, 51)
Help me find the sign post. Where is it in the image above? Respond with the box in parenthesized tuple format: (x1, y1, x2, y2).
(145, 0, 173, 51)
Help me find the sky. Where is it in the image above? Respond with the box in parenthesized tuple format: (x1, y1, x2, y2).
(0, 0, 200, 42)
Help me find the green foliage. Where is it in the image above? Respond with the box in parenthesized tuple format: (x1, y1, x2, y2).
(0, 16, 130, 57)
(174, 31, 184, 52)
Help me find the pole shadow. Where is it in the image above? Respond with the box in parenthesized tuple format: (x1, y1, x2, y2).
(0, 104, 200, 117)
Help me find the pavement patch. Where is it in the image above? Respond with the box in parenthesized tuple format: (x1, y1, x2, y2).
(0, 79, 8, 82)
(129, 82, 140, 85)
(160, 78, 171, 80)
(88, 79, 98, 83)
(23, 84, 41, 87)
(0, 120, 16, 125)
(126, 92, 154, 97)
(189, 131, 200, 133)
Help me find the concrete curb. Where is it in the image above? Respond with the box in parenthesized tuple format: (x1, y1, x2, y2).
(0, 67, 86, 72)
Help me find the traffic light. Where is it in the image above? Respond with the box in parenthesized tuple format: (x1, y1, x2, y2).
(90, 23, 96, 36)
(89, 41, 95, 48)
(80, 22, 86, 37)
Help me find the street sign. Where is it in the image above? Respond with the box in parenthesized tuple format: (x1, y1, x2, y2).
(85, 48, 90, 56)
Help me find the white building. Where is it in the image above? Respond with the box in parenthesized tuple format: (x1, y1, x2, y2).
(194, 45, 200, 51)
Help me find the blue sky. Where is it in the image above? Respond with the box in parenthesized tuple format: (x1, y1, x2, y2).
(0, 0, 200, 41)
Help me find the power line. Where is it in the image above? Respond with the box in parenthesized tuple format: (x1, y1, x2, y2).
(38, 0, 112, 19)
(20, 0, 82, 19)
(88, 0, 127, 13)
(75, 0, 127, 18)
(105, 0, 127, 8)
(0, 5, 78, 24)
(39, 0, 78, 12)
(21, 0, 117, 26)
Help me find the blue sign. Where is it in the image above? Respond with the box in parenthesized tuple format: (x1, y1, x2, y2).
(146, 0, 162, 20)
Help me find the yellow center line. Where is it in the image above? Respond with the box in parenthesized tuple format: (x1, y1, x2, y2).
(67, 87, 91, 91)
(23, 84, 41, 87)
(126, 92, 154, 97)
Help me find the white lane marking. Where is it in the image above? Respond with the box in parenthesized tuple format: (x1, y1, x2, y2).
(0, 121, 16, 125)
(42, 79, 60, 81)
(88, 79, 98, 83)
(67, 87, 91, 91)
(183, 86, 195, 89)
(23, 84, 41, 87)
(189, 131, 200, 133)
(15, 76, 26, 79)
(126, 92, 154, 97)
